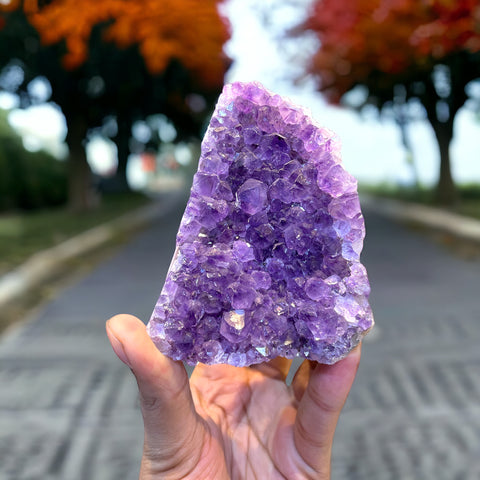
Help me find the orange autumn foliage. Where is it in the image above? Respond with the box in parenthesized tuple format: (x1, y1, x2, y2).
(412, 0, 480, 56)
(303, 0, 480, 102)
(2, 0, 230, 90)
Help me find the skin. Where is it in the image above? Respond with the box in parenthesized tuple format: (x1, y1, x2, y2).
(106, 314, 361, 480)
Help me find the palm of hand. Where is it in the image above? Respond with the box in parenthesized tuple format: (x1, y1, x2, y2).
(187, 361, 322, 480)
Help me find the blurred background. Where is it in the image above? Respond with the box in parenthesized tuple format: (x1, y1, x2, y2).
(0, 0, 480, 479)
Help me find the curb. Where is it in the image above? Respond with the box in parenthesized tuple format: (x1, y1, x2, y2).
(0, 190, 186, 308)
(361, 194, 480, 243)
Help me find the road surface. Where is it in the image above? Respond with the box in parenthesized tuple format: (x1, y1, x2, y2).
(1, 198, 479, 479)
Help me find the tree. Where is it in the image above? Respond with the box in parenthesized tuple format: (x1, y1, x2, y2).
(0, 0, 230, 210)
(299, 0, 480, 204)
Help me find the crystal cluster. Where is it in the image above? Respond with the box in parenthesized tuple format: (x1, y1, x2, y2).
(148, 81, 374, 366)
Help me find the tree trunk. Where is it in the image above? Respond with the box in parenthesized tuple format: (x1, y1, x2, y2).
(65, 115, 96, 211)
(430, 119, 458, 205)
(112, 116, 132, 193)
(421, 66, 468, 206)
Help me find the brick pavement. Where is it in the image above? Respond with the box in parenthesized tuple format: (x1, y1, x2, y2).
(0, 199, 185, 480)
(1, 202, 480, 479)
(332, 213, 480, 480)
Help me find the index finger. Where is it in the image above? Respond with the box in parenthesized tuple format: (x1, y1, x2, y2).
(293, 344, 361, 472)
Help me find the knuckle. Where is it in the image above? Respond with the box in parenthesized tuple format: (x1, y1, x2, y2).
(140, 393, 162, 413)
(296, 413, 329, 450)
(307, 384, 340, 415)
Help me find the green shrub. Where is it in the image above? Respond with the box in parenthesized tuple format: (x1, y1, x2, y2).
(0, 110, 67, 211)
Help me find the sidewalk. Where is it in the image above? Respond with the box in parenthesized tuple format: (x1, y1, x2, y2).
(361, 194, 480, 244)
(0, 189, 186, 310)
(0, 195, 480, 479)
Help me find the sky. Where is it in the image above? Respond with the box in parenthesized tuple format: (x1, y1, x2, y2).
(2, 0, 480, 187)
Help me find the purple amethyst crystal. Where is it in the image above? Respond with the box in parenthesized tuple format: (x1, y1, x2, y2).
(147, 81, 374, 367)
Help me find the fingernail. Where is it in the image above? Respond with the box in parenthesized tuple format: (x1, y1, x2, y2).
(106, 323, 132, 368)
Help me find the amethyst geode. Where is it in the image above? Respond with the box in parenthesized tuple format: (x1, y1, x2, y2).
(148, 81, 374, 366)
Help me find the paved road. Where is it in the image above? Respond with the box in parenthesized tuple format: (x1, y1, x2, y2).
(1, 198, 480, 479)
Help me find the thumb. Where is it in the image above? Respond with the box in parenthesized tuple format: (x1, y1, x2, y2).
(106, 314, 205, 477)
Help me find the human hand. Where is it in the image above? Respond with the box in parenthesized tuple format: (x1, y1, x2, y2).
(106, 314, 361, 480)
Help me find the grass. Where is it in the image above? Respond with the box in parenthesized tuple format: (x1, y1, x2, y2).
(0, 192, 151, 276)
(359, 183, 480, 220)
